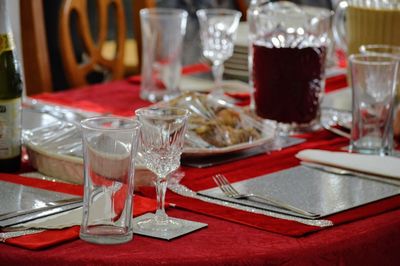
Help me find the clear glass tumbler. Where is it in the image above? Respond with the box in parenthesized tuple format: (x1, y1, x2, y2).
(80, 116, 141, 244)
(349, 54, 399, 155)
(359, 44, 400, 144)
(140, 8, 188, 103)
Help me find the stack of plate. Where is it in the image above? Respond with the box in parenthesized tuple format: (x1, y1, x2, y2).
(224, 22, 249, 82)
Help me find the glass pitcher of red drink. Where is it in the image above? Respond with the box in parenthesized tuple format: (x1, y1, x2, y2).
(248, 1, 332, 133)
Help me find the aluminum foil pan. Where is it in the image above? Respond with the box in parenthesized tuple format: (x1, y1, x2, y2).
(22, 109, 153, 185)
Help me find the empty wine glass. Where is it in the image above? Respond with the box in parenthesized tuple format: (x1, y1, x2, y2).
(196, 9, 241, 94)
(135, 107, 189, 232)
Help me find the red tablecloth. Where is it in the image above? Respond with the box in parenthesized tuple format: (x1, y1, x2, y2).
(2, 69, 400, 265)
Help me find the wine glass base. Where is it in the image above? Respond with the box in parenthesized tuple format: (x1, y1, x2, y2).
(135, 215, 181, 232)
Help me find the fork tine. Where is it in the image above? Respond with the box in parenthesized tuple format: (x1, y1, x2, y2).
(213, 175, 230, 196)
(213, 175, 233, 197)
(217, 176, 234, 197)
(216, 174, 239, 196)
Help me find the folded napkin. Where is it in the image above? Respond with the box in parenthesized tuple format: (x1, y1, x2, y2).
(296, 149, 400, 179)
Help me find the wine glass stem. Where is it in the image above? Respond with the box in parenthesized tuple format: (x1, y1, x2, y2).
(212, 61, 224, 93)
(155, 177, 168, 222)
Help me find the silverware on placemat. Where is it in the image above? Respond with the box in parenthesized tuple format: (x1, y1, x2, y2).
(0, 198, 82, 222)
(0, 180, 83, 228)
(0, 200, 82, 228)
(212, 174, 319, 218)
(301, 161, 400, 186)
(197, 166, 400, 219)
(168, 183, 333, 227)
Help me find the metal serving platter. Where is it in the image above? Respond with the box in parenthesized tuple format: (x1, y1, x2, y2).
(199, 166, 400, 218)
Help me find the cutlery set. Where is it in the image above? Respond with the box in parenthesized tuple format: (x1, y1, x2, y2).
(212, 174, 319, 218)
(198, 164, 400, 220)
(0, 181, 83, 229)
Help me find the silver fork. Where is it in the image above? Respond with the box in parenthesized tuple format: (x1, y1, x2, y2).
(212, 174, 320, 218)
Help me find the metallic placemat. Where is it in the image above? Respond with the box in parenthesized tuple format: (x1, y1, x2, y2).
(198, 166, 400, 218)
(0, 180, 79, 217)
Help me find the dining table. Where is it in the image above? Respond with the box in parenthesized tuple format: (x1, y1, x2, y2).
(1, 64, 400, 266)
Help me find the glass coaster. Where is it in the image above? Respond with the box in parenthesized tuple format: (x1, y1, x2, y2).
(132, 213, 207, 240)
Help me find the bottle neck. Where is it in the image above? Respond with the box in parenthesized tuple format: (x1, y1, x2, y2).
(0, 1, 10, 34)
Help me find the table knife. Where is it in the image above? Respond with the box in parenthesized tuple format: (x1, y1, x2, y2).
(0, 197, 82, 221)
(0, 201, 83, 228)
(301, 161, 400, 186)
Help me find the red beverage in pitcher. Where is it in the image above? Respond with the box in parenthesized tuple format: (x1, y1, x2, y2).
(253, 45, 326, 124)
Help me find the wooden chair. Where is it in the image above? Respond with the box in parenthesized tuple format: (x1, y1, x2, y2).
(20, 0, 154, 95)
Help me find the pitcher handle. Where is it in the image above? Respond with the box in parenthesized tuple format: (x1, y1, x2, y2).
(332, 0, 349, 53)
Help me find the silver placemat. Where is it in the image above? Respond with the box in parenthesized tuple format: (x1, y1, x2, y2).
(132, 213, 207, 240)
(198, 166, 400, 218)
(0, 180, 79, 216)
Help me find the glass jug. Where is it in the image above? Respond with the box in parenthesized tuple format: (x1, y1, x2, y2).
(333, 0, 400, 55)
(248, 1, 332, 133)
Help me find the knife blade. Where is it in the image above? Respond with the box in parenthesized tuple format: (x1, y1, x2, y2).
(0, 201, 83, 228)
(0, 197, 82, 221)
(300, 161, 400, 186)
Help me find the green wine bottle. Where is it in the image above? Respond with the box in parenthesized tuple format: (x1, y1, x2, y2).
(0, 1, 23, 172)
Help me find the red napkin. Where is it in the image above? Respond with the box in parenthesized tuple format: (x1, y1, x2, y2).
(0, 174, 157, 250)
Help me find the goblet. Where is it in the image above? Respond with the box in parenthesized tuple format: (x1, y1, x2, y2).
(135, 107, 189, 231)
(196, 9, 241, 94)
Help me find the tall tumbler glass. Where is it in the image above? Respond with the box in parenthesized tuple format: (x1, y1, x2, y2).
(349, 54, 399, 155)
(248, 2, 332, 133)
(80, 117, 141, 244)
(359, 44, 400, 143)
(140, 8, 188, 103)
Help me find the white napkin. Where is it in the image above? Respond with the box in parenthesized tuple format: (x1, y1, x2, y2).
(296, 149, 400, 179)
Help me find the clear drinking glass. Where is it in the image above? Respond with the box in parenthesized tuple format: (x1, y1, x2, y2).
(349, 54, 399, 155)
(196, 9, 241, 94)
(140, 8, 188, 102)
(359, 44, 400, 143)
(134, 107, 189, 232)
(80, 117, 141, 244)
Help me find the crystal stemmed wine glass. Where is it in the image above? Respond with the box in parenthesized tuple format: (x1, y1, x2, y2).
(196, 9, 242, 94)
(135, 107, 189, 232)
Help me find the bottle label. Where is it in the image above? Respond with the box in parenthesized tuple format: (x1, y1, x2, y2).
(0, 98, 21, 159)
(0, 33, 14, 56)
